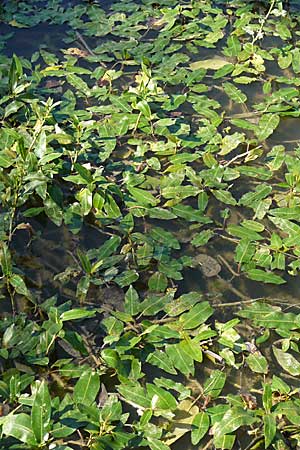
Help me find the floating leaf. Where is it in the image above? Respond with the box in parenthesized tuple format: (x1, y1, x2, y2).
(147, 350, 177, 375)
(246, 269, 285, 285)
(191, 412, 210, 445)
(124, 285, 140, 316)
(214, 407, 257, 439)
(148, 272, 168, 292)
(219, 132, 245, 156)
(179, 302, 214, 330)
(273, 347, 300, 376)
(190, 58, 229, 70)
(246, 353, 268, 374)
(203, 370, 226, 399)
(223, 82, 247, 103)
(255, 114, 280, 141)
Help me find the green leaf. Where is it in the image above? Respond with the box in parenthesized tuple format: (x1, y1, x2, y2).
(67, 73, 90, 95)
(136, 100, 151, 119)
(228, 225, 263, 241)
(255, 114, 280, 141)
(273, 347, 300, 376)
(263, 414, 276, 449)
(171, 204, 211, 223)
(77, 249, 92, 274)
(128, 186, 158, 207)
(246, 269, 285, 285)
(214, 434, 236, 450)
(74, 370, 100, 406)
(212, 189, 237, 206)
(76, 188, 93, 216)
(223, 82, 247, 103)
(180, 337, 203, 363)
(191, 412, 210, 445)
(148, 272, 168, 292)
(203, 370, 226, 399)
(9, 274, 31, 297)
(224, 35, 241, 57)
(87, 236, 121, 260)
(115, 269, 139, 288)
(239, 184, 272, 207)
(147, 384, 177, 410)
(117, 383, 151, 409)
(124, 285, 140, 316)
(147, 350, 177, 375)
(191, 230, 213, 247)
(292, 47, 300, 73)
(166, 344, 194, 377)
(239, 302, 297, 330)
(3, 413, 36, 445)
(214, 407, 257, 439)
(190, 58, 229, 70)
(219, 132, 245, 156)
(263, 384, 272, 413)
(148, 208, 177, 220)
(0, 243, 12, 276)
(74, 163, 93, 183)
(147, 437, 170, 450)
(35, 131, 47, 159)
(60, 309, 96, 321)
(179, 302, 214, 330)
(4, 100, 23, 118)
(269, 207, 300, 220)
(31, 380, 51, 444)
(246, 353, 268, 374)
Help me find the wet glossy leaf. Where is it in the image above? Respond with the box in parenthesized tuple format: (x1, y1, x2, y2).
(115, 270, 139, 287)
(219, 132, 245, 156)
(191, 230, 213, 247)
(263, 384, 272, 413)
(273, 347, 300, 376)
(9, 274, 31, 297)
(246, 353, 268, 374)
(147, 384, 177, 410)
(3, 413, 36, 445)
(190, 58, 229, 70)
(212, 189, 237, 206)
(214, 407, 257, 439)
(128, 186, 158, 207)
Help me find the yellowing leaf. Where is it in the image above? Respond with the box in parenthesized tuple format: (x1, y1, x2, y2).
(190, 58, 229, 70)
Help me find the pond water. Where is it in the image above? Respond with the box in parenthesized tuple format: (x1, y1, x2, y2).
(2, 1, 300, 449)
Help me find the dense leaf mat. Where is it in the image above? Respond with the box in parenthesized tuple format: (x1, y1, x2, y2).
(1, 0, 300, 449)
